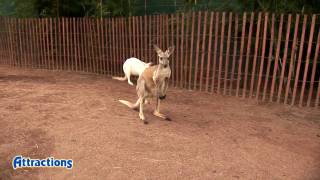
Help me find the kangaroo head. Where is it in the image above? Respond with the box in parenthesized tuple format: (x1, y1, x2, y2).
(153, 45, 175, 68)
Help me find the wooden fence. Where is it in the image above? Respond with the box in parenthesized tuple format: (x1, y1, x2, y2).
(0, 12, 319, 107)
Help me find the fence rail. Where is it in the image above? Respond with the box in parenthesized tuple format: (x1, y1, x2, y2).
(0, 12, 319, 107)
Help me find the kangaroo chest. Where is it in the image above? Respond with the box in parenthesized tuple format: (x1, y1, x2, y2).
(141, 65, 171, 92)
(153, 67, 171, 83)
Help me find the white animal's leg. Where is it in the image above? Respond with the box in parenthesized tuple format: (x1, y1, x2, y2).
(127, 75, 134, 86)
(153, 98, 170, 121)
(123, 67, 134, 86)
(139, 98, 147, 124)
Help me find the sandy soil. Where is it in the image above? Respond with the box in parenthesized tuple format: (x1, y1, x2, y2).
(0, 66, 319, 180)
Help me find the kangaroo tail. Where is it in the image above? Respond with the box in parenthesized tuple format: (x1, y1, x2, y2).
(119, 99, 140, 109)
(112, 76, 127, 81)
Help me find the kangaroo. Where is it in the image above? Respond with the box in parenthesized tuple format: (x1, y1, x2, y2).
(119, 45, 174, 124)
(112, 57, 152, 86)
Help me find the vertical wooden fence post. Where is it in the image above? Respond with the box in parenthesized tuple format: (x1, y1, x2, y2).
(291, 15, 307, 105)
(115, 18, 119, 76)
(23, 19, 26, 67)
(236, 12, 247, 97)
(0, 18, 3, 63)
(18, 19, 22, 67)
(50, 18, 54, 70)
(101, 18, 106, 74)
(256, 13, 269, 100)
(57, 17, 61, 70)
(2, 17, 5, 64)
(175, 13, 180, 87)
(205, 12, 214, 92)
(183, 13, 190, 88)
(307, 26, 320, 107)
(133, 16, 136, 57)
(73, 17, 77, 71)
(211, 12, 220, 93)
(96, 18, 100, 73)
(86, 18, 92, 72)
(136, 16, 140, 59)
(62, 18, 66, 70)
(180, 13, 185, 88)
(262, 14, 275, 101)
(31, 19, 36, 68)
(67, 18, 71, 70)
(269, 14, 284, 102)
(193, 12, 202, 90)
(10, 18, 16, 66)
(128, 17, 132, 57)
(35, 19, 39, 68)
(39, 18, 44, 68)
(121, 17, 126, 74)
(229, 14, 239, 95)
(188, 12, 195, 90)
(299, 15, 316, 106)
(46, 18, 50, 70)
(148, 15, 152, 64)
(217, 12, 226, 94)
(316, 79, 320, 107)
(284, 15, 300, 104)
(3, 18, 6, 64)
(223, 12, 232, 95)
(249, 12, 261, 98)
(144, 15, 148, 61)
(77, 18, 82, 71)
(105, 18, 110, 75)
(242, 12, 254, 98)
(199, 11, 207, 91)
(277, 14, 292, 103)
(140, 16, 144, 59)
(26, 19, 30, 67)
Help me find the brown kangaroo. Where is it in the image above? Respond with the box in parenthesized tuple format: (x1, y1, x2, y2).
(119, 45, 174, 124)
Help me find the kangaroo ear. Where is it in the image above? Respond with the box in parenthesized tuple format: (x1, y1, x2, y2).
(153, 45, 163, 55)
(165, 46, 175, 56)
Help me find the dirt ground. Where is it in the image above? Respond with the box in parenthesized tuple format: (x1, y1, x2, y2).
(0, 66, 319, 180)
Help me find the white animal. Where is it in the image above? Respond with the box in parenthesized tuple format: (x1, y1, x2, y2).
(119, 45, 174, 124)
(112, 57, 152, 86)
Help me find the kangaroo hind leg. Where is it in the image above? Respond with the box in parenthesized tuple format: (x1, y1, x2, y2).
(153, 98, 171, 121)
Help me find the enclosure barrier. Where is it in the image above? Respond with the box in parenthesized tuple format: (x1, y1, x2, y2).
(0, 12, 319, 107)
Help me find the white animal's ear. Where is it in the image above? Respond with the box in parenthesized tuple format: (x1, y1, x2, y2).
(165, 46, 175, 57)
(153, 45, 163, 55)
(146, 62, 153, 66)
